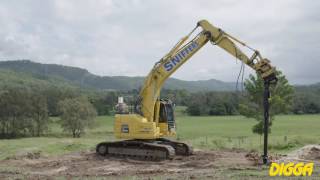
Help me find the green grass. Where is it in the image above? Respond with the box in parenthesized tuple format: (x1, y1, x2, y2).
(0, 114, 319, 160)
(176, 115, 320, 153)
(0, 116, 115, 160)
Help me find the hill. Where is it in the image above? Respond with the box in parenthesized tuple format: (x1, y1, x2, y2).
(0, 60, 236, 92)
(0, 69, 77, 90)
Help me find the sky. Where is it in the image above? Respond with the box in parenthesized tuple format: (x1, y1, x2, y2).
(0, 0, 319, 84)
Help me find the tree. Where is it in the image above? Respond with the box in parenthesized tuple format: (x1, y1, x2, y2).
(239, 71, 294, 135)
(0, 86, 51, 138)
(44, 87, 79, 116)
(187, 103, 201, 116)
(29, 93, 49, 136)
(186, 92, 209, 116)
(89, 91, 117, 116)
(58, 97, 97, 138)
(292, 91, 320, 114)
(186, 91, 239, 116)
(0, 87, 30, 137)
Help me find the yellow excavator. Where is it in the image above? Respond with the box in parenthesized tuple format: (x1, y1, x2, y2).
(96, 20, 277, 161)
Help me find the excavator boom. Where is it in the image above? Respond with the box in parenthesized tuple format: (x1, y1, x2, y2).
(137, 20, 276, 124)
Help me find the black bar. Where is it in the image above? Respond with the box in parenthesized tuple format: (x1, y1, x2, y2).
(263, 81, 270, 164)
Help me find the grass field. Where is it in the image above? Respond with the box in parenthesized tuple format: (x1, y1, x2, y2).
(0, 113, 319, 160)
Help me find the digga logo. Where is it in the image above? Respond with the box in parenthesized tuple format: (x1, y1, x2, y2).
(163, 41, 199, 72)
(269, 162, 314, 176)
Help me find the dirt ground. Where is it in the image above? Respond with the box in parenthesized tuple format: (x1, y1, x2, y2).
(1, 145, 319, 179)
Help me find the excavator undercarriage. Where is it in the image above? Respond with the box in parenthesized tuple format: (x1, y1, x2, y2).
(96, 138, 193, 160)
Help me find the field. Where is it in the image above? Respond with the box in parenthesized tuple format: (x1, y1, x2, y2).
(0, 114, 320, 179)
(1, 114, 319, 159)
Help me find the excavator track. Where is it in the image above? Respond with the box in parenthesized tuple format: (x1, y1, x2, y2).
(156, 138, 193, 156)
(96, 140, 176, 160)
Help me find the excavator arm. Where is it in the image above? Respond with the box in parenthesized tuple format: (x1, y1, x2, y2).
(137, 20, 277, 123)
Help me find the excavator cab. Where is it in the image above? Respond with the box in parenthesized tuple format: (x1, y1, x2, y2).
(159, 100, 175, 131)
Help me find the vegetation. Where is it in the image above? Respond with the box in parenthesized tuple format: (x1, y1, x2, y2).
(0, 60, 319, 141)
(89, 91, 120, 115)
(0, 114, 319, 160)
(58, 97, 97, 138)
(186, 91, 239, 116)
(292, 83, 320, 114)
(0, 87, 49, 138)
(239, 71, 294, 135)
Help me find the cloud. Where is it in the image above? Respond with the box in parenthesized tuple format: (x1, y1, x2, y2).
(0, 0, 319, 84)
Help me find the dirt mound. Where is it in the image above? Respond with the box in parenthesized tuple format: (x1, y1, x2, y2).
(6, 151, 43, 160)
(302, 146, 320, 160)
(245, 151, 260, 165)
(278, 144, 320, 163)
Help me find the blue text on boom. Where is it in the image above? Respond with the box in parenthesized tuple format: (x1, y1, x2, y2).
(163, 41, 199, 72)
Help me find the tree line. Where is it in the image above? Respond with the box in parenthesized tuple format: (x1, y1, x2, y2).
(0, 84, 98, 138)
(163, 88, 320, 117)
(0, 87, 48, 138)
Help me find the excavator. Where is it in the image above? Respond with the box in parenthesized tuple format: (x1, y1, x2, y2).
(96, 20, 277, 162)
